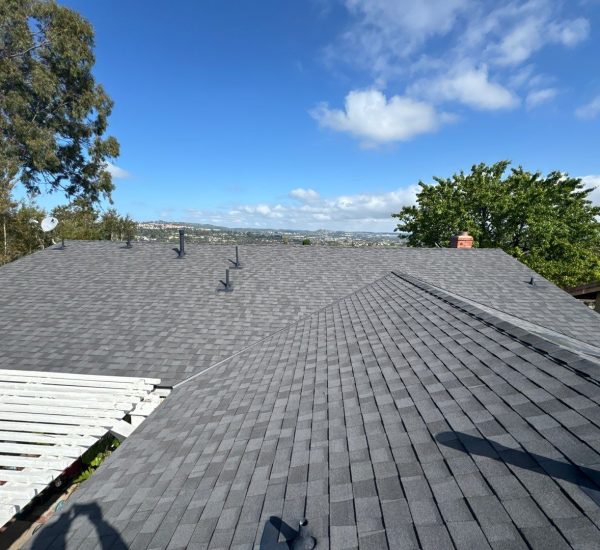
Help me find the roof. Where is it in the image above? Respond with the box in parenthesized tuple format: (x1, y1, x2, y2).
(23, 270, 600, 549)
(1, 241, 599, 387)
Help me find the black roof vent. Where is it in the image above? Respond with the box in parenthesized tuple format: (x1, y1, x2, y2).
(173, 229, 185, 259)
(228, 245, 242, 269)
(218, 268, 233, 292)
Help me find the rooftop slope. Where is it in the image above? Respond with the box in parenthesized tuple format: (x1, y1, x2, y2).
(1, 242, 598, 386)
(28, 274, 600, 550)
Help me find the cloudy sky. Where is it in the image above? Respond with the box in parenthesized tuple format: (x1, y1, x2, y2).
(30, 0, 600, 231)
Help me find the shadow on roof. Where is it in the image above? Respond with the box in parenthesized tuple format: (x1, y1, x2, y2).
(30, 502, 126, 550)
(259, 516, 316, 550)
(436, 431, 600, 506)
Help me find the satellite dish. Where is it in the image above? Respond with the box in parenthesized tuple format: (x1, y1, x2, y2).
(41, 216, 59, 232)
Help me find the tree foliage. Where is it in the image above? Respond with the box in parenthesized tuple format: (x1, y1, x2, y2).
(392, 161, 600, 288)
(0, 0, 119, 203)
(0, 186, 137, 266)
(51, 200, 136, 241)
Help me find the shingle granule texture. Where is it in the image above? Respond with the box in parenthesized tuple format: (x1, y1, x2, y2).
(26, 273, 600, 550)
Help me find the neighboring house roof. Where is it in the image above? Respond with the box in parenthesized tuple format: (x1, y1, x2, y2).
(3, 241, 600, 549)
(1, 242, 598, 387)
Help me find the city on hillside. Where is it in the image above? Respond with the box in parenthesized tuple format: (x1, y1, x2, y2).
(136, 221, 405, 247)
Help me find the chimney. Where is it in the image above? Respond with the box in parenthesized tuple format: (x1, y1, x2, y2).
(450, 231, 473, 249)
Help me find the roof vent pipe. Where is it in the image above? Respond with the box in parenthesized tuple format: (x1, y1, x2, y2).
(176, 229, 185, 258)
(125, 235, 132, 249)
(219, 268, 233, 292)
(228, 245, 242, 269)
(292, 519, 316, 550)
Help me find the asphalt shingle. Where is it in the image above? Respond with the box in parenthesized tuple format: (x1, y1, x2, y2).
(2, 242, 599, 386)
(23, 269, 600, 549)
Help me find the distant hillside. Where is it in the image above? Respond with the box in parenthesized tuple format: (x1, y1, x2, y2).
(137, 221, 404, 247)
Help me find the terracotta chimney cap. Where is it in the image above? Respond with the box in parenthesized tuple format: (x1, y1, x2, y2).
(450, 231, 474, 249)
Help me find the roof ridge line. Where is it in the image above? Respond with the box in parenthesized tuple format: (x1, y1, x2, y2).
(395, 261, 600, 352)
(391, 271, 600, 382)
(173, 272, 395, 389)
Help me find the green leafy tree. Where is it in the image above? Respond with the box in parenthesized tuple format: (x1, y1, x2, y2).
(52, 198, 102, 240)
(0, 192, 48, 264)
(0, 180, 17, 259)
(118, 214, 137, 241)
(100, 209, 137, 241)
(10, 201, 48, 256)
(100, 208, 120, 241)
(392, 161, 600, 287)
(0, 0, 119, 204)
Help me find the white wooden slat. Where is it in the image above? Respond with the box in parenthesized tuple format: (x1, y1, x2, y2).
(0, 374, 153, 391)
(0, 369, 161, 385)
(0, 504, 19, 517)
(130, 401, 161, 417)
(110, 420, 135, 440)
(0, 395, 135, 411)
(0, 493, 32, 506)
(0, 501, 29, 512)
(0, 382, 151, 398)
(0, 468, 61, 484)
(0, 454, 73, 470)
(0, 403, 124, 420)
(0, 430, 97, 447)
(130, 416, 145, 428)
(0, 487, 47, 502)
(0, 486, 48, 498)
(0, 420, 106, 437)
(0, 493, 34, 505)
(0, 369, 162, 528)
(0, 442, 85, 458)
(0, 513, 14, 529)
(0, 411, 118, 427)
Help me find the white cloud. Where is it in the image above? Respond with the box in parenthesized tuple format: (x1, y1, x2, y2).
(330, 0, 470, 76)
(526, 88, 558, 108)
(491, 12, 589, 66)
(412, 66, 519, 110)
(290, 188, 320, 201)
(311, 88, 449, 145)
(550, 17, 590, 47)
(230, 204, 285, 219)
(493, 16, 545, 66)
(329, 0, 590, 77)
(345, 0, 469, 39)
(316, 0, 590, 135)
(105, 162, 130, 179)
(185, 185, 419, 232)
(581, 175, 600, 205)
(576, 95, 600, 119)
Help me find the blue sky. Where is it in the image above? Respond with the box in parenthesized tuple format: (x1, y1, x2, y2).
(22, 0, 600, 231)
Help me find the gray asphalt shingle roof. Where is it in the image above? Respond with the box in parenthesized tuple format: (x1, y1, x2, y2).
(20, 251, 600, 550)
(1, 241, 598, 387)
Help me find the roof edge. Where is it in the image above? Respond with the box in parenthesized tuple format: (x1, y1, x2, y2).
(392, 271, 600, 382)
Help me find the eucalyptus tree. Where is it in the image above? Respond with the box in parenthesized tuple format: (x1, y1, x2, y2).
(0, 0, 119, 204)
